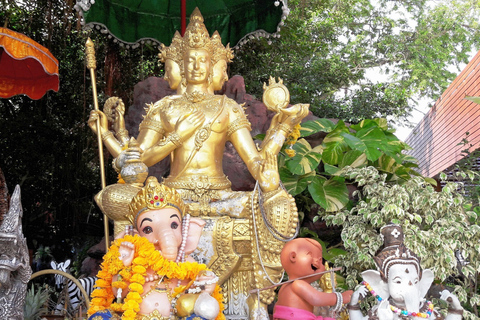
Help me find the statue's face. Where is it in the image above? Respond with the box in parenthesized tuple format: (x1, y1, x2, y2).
(184, 49, 211, 85)
(283, 239, 325, 280)
(212, 59, 228, 91)
(387, 263, 421, 309)
(164, 59, 181, 90)
(136, 208, 183, 261)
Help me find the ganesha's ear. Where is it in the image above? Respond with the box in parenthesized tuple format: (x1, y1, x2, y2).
(184, 217, 206, 255)
(419, 269, 434, 300)
(362, 270, 389, 300)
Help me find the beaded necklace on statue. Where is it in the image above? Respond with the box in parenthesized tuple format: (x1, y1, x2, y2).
(361, 280, 434, 318)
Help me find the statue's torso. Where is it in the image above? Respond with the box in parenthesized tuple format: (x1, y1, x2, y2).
(157, 95, 238, 178)
(139, 271, 186, 318)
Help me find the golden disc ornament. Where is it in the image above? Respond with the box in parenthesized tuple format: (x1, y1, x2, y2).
(262, 76, 290, 112)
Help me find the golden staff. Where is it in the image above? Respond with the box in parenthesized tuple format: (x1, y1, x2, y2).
(249, 267, 342, 294)
(85, 38, 110, 250)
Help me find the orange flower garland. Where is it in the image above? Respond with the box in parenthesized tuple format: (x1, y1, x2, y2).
(88, 234, 225, 320)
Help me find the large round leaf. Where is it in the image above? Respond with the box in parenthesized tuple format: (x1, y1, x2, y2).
(280, 167, 315, 196)
(308, 176, 349, 212)
(339, 150, 367, 168)
(300, 118, 336, 137)
(285, 139, 323, 175)
(322, 140, 348, 165)
(341, 126, 385, 162)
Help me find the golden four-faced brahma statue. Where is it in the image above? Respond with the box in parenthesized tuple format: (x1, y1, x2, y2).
(88, 8, 309, 319)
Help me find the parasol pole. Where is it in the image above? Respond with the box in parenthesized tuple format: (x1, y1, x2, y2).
(85, 38, 110, 251)
(181, 0, 186, 35)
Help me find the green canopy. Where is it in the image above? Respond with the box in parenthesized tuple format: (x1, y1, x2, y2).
(75, 0, 288, 47)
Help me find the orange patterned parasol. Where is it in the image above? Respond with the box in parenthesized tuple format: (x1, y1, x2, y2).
(0, 27, 59, 100)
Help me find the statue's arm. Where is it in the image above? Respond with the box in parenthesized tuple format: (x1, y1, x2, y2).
(441, 290, 464, 320)
(88, 110, 123, 157)
(226, 103, 280, 191)
(229, 127, 280, 191)
(348, 285, 369, 320)
(259, 103, 309, 157)
(291, 280, 351, 308)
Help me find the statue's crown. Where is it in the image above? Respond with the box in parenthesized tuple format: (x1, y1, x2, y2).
(159, 31, 183, 63)
(127, 176, 186, 227)
(159, 8, 234, 65)
(184, 8, 211, 51)
(373, 223, 422, 280)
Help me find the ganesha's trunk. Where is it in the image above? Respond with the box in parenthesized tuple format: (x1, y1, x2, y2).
(403, 290, 421, 313)
(158, 232, 179, 261)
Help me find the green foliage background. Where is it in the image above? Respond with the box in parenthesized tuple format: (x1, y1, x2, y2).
(232, 0, 480, 124)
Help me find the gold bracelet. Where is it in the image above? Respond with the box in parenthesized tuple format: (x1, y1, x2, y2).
(112, 158, 120, 173)
(277, 123, 292, 135)
(116, 128, 129, 138)
(101, 131, 114, 142)
(167, 132, 183, 147)
(139, 118, 165, 134)
(227, 118, 252, 137)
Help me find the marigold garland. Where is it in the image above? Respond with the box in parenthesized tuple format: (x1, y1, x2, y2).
(284, 123, 301, 157)
(88, 234, 225, 320)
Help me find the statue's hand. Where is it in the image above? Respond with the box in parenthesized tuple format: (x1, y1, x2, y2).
(88, 110, 108, 135)
(175, 110, 205, 141)
(193, 270, 218, 294)
(118, 241, 135, 267)
(258, 151, 279, 192)
(342, 290, 354, 305)
(115, 147, 143, 170)
(440, 289, 463, 311)
(350, 285, 368, 305)
(278, 103, 309, 129)
(113, 107, 126, 132)
(377, 300, 394, 320)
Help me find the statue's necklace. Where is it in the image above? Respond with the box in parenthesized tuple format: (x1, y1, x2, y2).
(361, 280, 434, 318)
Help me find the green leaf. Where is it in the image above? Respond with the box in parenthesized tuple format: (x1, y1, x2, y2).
(322, 141, 348, 165)
(279, 168, 315, 196)
(322, 122, 350, 165)
(341, 130, 383, 162)
(350, 119, 378, 132)
(339, 150, 367, 168)
(324, 163, 340, 175)
(285, 139, 323, 175)
(465, 96, 480, 105)
(308, 176, 349, 212)
(322, 120, 349, 144)
(300, 119, 336, 137)
(253, 133, 265, 141)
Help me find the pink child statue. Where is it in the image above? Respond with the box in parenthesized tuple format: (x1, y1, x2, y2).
(274, 238, 353, 320)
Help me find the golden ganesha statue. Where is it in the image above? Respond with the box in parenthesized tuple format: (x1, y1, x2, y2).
(88, 8, 309, 320)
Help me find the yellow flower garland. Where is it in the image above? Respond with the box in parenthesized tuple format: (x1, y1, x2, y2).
(284, 123, 301, 157)
(88, 234, 225, 320)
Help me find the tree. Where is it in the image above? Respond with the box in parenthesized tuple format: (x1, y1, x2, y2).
(231, 0, 480, 125)
(0, 0, 160, 261)
(320, 166, 480, 319)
